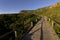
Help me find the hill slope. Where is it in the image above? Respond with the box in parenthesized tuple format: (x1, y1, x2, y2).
(19, 2, 60, 38)
(20, 2, 60, 23)
(34, 2, 60, 22)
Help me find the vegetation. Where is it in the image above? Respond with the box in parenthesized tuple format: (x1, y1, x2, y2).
(54, 23, 60, 38)
(0, 13, 37, 40)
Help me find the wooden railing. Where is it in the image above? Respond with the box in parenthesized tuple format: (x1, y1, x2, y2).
(48, 17, 60, 27)
(0, 17, 41, 40)
(20, 17, 42, 40)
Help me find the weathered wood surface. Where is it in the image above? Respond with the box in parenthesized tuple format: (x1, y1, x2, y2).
(22, 17, 60, 40)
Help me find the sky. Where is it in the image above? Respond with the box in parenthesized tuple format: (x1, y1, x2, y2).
(0, 0, 59, 13)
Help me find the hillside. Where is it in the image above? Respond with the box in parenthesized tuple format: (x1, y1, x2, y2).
(20, 2, 60, 23)
(36, 2, 60, 22)
(19, 2, 60, 38)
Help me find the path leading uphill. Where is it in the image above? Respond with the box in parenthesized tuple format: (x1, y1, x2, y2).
(22, 16, 60, 40)
(42, 16, 60, 40)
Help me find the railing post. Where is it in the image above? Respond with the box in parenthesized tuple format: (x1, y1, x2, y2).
(52, 20, 54, 27)
(36, 19, 37, 22)
(14, 31, 18, 40)
(48, 18, 50, 22)
(31, 22, 33, 27)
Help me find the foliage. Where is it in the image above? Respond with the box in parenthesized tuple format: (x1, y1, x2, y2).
(0, 13, 37, 40)
(54, 23, 60, 38)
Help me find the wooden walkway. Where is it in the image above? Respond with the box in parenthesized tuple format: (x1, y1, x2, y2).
(22, 17, 60, 40)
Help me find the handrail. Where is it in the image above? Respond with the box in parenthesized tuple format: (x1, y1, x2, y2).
(0, 31, 13, 39)
(0, 17, 41, 40)
(0, 21, 31, 39)
(53, 20, 60, 25)
(48, 17, 60, 25)
(0, 18, 31, 39)
(20, 17, 41, 40)
(20, 24, 34, 40)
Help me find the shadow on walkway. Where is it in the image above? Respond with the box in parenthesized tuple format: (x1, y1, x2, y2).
(40, 26, 43, 40)
(21, 26, 43, 40)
